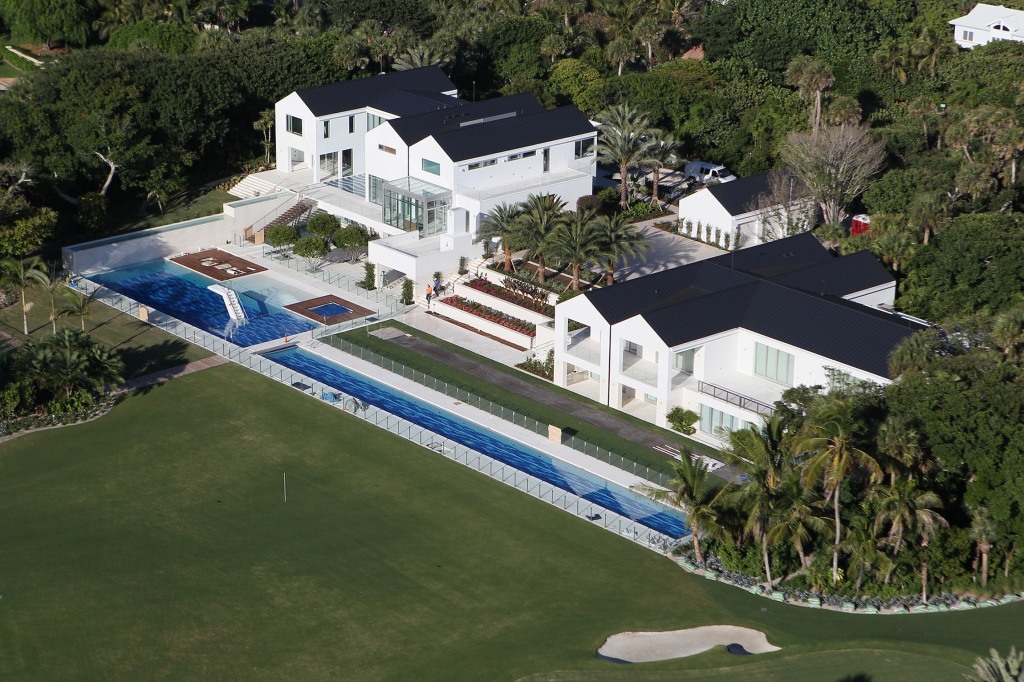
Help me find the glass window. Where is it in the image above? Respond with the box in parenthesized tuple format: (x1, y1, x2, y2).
(644, 393, 658, 404)
(466, 159, 496, 170)
(421, 159, 441, 175)
(963, 30, 973, 41)
(624, 341, 640, 356)
(323, 120, 330, 138)
(673, 348, 696, 373)
(507, 151, 536, 161)
(286, 115, 302, 136)
(349, 115, 355, 133)
(378, 144, 396, 155)
(368, 175, 384, 205)
(699, 404, 742, 436)
(575, 138, 595, 158)
(367, 113, 384, 130)
(754, 342, 795, 386)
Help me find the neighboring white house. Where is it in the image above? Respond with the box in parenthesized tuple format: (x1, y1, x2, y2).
(950, 4, 1024, 48)
(677, 171, 816, 249)
(263, 67, 597, 283)
(553, 233, 924, 447)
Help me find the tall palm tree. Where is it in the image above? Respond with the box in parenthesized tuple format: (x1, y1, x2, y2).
(596, 104, 658, 209)
(871, 478, 945, 584)
(593, 213, 649, 285)
(907, 97, 937, 148)
(546, 210, 603, 290)
(912, 27, 954, 78)
(842, 516, 893, 590)
(876, 415, 930, 486)
(725, 416, 792, 585)
(514, 194, 567, 283)
(873, 39, 910, 85)
(798, 399, 883, 585)
(254, 109, 275, 164)
(38, 271, 70, 335)
(909, 192, 947, 245)
(62, 290, 96, 333)
(785, 55, 834, 135)
(393, 44, 450, 71)
(633, 454, 730, 565)
(992, 305, 1024, 362)
(1, 257, 49, 336)
(888, 328, 943, 377)
(969, 506, 998, 588)
(644, 131, 678, 206)
(478, 203, 523, 272)
(767, 474, 829, 569)
(917, 496, 949, 603)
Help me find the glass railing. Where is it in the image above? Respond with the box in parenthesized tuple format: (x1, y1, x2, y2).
(697, 380, 775, 417)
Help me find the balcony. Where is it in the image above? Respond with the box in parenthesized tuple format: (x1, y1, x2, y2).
(621, 355, 659, 387)
(566, 335, 602, 366)
(455, 169, 589, 202)
(697, 381, 775, 417)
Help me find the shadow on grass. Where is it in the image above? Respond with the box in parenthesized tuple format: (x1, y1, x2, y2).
(836, 675, 873, 682)
(117, 338, 194, 379)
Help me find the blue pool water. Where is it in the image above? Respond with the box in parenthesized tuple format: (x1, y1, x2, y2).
(264, 346, 689, 539)
(309, 302, 351, 317)
(91, 260, 315, 347)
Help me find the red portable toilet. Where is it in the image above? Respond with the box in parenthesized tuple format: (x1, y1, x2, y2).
(851, 214, 871, 236)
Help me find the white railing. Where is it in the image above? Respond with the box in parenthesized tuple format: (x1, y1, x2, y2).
(74, 276, 680, 554)
(455, 169, 589, 201)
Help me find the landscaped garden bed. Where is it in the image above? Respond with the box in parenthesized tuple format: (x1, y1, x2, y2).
(438, 295, 536, 337)
(465, 278, 555, 318)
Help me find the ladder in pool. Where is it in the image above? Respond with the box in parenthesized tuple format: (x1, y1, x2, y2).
(208, 284, 248, 324)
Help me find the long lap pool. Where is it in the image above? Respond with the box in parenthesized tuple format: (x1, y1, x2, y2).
(264, 346, 689, 539)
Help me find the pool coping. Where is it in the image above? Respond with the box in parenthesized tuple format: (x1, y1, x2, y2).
(285, 295, 373, 326)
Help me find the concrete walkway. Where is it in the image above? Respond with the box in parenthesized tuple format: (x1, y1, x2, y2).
(119, 355, 228, 392)
(381, 329, 740, 480)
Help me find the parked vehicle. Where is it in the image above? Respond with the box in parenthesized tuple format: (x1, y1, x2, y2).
(683, 161, 736, 184)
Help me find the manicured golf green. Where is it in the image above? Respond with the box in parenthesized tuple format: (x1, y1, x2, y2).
(0, 364, 1019, 680)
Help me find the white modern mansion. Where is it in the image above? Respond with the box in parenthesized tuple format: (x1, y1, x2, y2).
(258, 67, 597, 283)
(950, 4, 1024, 48)
(553, 233, 926, 446)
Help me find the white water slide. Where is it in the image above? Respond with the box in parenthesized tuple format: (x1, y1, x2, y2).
(208, 284, 248, 324)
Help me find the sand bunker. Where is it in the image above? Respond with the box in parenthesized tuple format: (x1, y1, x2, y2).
(598, 625, 781, 663)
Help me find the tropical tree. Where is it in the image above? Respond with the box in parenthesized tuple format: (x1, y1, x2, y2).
(842, 516, 893, 590)
(633, 454, 730, 565)
(798, 399, 883, 585)
(785, 55, 834, 134)
(0, 257, 49, 335)
(888, 328, 944, 377)
(873, 39, 910, 85)
(254, 109, 275, 164)
(917, 497, 949, 603)
(514, 194, 567, 283)
(546, 210, 603, 290)
(644, 131, 678, 206)
(911, 27, 954, 78)
(393, 44, 450, 71)
(478, 203, 523, 272)
(38, 270, 70, 335)
(969, 506, 998, 588)
(871, 228, 917, 274)
(62, 291, 96, 332)
(871, 478, 945, 584)
(966, 647, 1024, 682)
(725, 416, 792, 585)
(593, 213, 649, 285)
(909, 192, 947, 246)
(596, 104, 657, 209)
(876, 415, 929, 486)
(767, 475, 829, 570)
(992, 305, 1024, 362)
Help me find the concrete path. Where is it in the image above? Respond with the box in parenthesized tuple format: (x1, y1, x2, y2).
(119, 355, 228, 392)
(381, 329, 740, 480)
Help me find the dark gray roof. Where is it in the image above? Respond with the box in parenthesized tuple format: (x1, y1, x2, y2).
(432, 105, 596, 162)
(294, 67, 456, 117)
(705, 170, 802, 216)
(366, 89, 464, 118)
(581, 233, 921, 378)
(388, 93, 544, 146)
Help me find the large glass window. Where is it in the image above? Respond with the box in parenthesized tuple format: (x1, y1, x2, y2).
(699, 404, 742, 436)
(367, 113, 384, 130)
(673, 348, 696, 373)
(624, 341, 640, 356)
(368, 175, 384, 205)
(286, 115, 302, 136)
(575, 138, 595, 158)
(383, 191, 422, 233)
(754, 342, 795, 386)
(421, 159, 441, 175)
(323, 120, 330, 138)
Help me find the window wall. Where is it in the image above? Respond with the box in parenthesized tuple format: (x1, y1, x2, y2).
(286, 115, 302, 136)
(754, 342, 795, 386)
(699, 404, 743, 436)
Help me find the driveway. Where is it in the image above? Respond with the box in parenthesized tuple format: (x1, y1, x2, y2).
(612, 223, 725, 281)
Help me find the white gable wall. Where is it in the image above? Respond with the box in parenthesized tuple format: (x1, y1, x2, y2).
(275, 93, 314, 174)
(678, 189, 734, 245)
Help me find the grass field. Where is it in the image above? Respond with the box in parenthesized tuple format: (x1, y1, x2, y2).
(0, 363, 1019, 680)
(0, 60, 22, 78)
(0, 288, 211, 378)
(105, 188, 236, 235)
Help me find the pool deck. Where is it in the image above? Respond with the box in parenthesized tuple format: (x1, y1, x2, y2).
(285, 295, 373, 325)
(171, 249, 267, 281)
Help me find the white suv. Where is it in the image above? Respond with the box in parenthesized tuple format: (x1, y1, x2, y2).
(683, 161, 736, 184)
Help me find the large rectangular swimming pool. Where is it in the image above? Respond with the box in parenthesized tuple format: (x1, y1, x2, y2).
(91, 260, 316, 347)
(264, 346, 689, 539)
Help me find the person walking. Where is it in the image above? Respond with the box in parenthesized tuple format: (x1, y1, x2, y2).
(425, 284, 432, 307)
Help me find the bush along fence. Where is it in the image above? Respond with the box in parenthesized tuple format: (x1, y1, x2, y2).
(671, 548, 1024, 614)
(677, 219, 740, 251)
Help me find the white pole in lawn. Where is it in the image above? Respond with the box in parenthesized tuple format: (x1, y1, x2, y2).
(283, 472, 287, 503)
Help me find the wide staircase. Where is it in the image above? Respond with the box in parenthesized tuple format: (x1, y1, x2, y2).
(228, 174, 279, 199)
(244, 198, 316, 243)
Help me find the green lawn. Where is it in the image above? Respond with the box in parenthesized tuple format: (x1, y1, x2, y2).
(0, 60, 22, 78)
(333, 321, 722, 476)
(104, 187, 236, 235)
(0, 364, 1019, 680)
(0, 287, 211, 378)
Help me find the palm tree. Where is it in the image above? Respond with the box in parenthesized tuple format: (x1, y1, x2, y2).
(907, 97, 937, 148)
(38, 270, 69, 335)
(767, 475, 829, 569)
(873, 39, 910, 85)
(725, 416, 792, 585)
(593, 213, 649, 285)
(909, 192, 947, 245)
(824, 96, 861, 128)
(546, 210, 603, 290)
(876, 415, 929, 486)
(912, 27, 954, 78)
(992, 305, 1024, 362)
(798, 399, 883, 585)
(842, 516, 893, 590)
(86, 344, 125, 392)
(633, 454, 730, 565)
(478, 203, 523, 272)
(606, 36, 640, 77)
(596, 104, 657, 209)
(514, 194, 568, 283)
(969, 506, 998, 588)
(785, 55, 834, 134)
(254, 109, 275, 164)
(871, 478, 945, 584)
(62, 290, 96, 332)
(888, 328, 943, 377)
(917, 496, 949, 603)
(644, 131, 678, 206)
(870, 229, 917, 273)
(1, 257, 49, 336)
(393, 44, 450, 71)
(49, 347, 91, 399)
(966, 647, 1024, 682)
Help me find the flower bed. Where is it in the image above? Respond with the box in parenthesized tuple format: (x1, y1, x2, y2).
(438, 296, 536, 337)
(466, 278, 555, 317)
